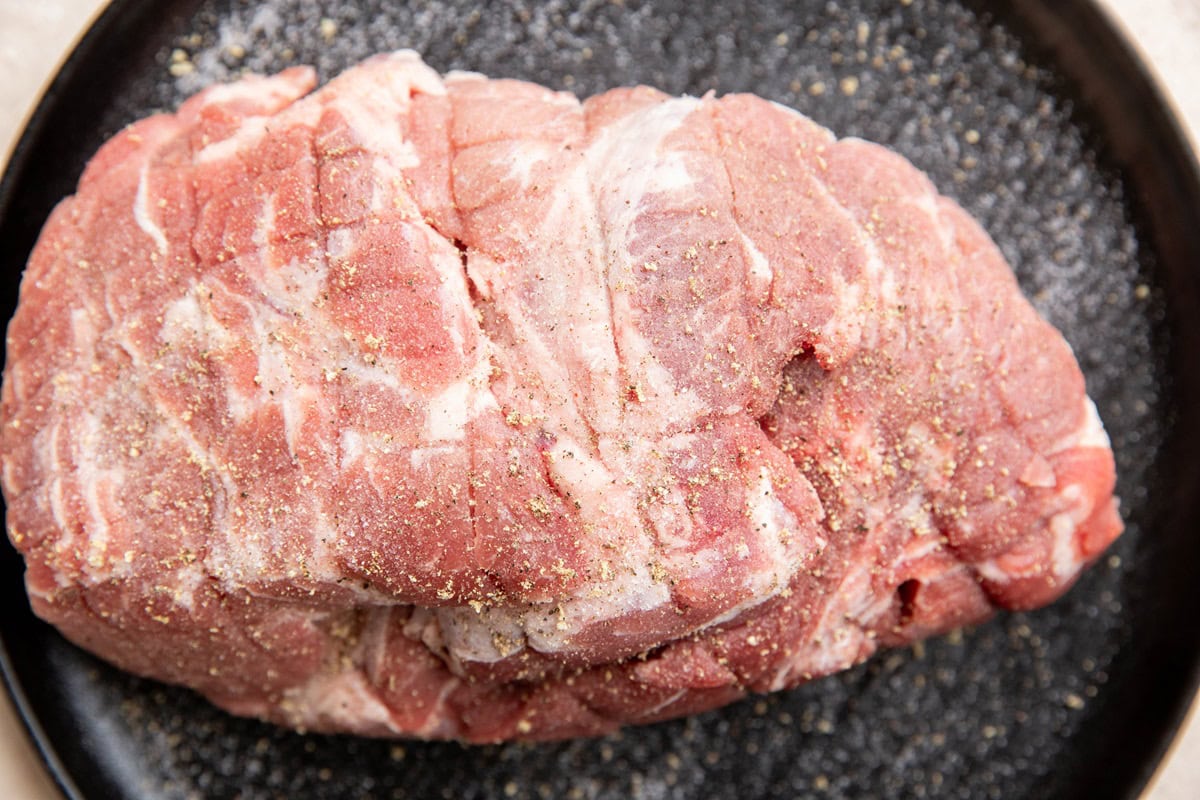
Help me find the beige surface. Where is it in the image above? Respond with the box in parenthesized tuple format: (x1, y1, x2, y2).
(0, 0, 1196, 797)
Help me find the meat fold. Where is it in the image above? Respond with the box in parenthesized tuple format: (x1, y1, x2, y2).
(0, 52, 1121, 741)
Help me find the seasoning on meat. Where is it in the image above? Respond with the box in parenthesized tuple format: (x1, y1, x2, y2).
(0, 51, 1121, 741)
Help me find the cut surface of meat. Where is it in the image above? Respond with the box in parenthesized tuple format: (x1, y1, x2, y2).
(0, 51, 1121, 741)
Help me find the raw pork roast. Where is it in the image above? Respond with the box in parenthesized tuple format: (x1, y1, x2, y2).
(1, 52, 1121, 741)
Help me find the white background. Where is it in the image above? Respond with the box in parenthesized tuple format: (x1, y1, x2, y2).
(0, 1, 1196, 797)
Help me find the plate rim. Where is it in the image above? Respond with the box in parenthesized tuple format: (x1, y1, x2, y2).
(1012, 0, 1200, 791)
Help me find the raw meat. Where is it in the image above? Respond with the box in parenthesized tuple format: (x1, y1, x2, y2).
(0, 52, 1121, 741)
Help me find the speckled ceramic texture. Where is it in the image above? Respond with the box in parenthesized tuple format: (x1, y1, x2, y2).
(1, 1, 1196, 799)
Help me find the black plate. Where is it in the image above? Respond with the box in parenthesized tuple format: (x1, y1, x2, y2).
(2, 1, 1199, 798)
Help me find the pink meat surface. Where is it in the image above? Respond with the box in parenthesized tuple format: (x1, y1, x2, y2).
(0, 52, 1121, 741)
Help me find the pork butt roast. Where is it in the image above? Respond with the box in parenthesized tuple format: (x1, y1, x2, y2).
(0, 52, 1121, 741)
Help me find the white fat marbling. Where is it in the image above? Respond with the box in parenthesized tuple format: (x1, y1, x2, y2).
(133, 163, 168, 254)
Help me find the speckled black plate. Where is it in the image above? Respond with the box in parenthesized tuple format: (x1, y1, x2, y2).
(2, 1, 1199, 798)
